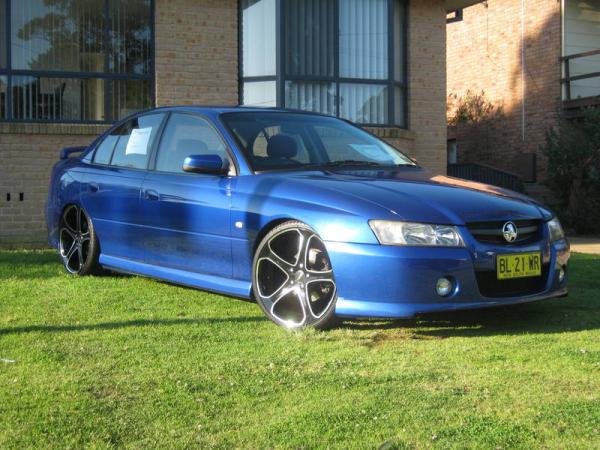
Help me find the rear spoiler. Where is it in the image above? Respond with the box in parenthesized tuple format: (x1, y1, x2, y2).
(60, 146, 87, 160)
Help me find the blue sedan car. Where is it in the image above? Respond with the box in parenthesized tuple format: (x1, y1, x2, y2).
(46, 107, 570, 328)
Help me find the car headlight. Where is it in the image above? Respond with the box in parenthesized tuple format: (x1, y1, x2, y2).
(547, 217, 565, 242)
(369, 220, 465, 247)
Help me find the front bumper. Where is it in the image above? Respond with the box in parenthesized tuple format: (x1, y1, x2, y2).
(326, 237, 570, 319)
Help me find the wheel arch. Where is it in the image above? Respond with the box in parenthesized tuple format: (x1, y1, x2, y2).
(252, 217, 297, 255)
(59, 202, 101, 254)
(59, 202, 86, 224)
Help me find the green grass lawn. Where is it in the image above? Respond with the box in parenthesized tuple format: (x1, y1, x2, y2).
(0, 251, 599, 449)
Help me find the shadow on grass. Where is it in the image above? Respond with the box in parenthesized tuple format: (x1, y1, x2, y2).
(0, 250, 135, 280)
(341, 256, 600, 337)
(2, 251, 598, 337)
(341, 298, 596, 337)
(0, 317, 263, 336)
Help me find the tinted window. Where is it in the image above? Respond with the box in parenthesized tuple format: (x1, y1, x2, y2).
(93, 135, 118, 165)
(241, 0, 407, 126)
(155, 114, 228, 174)
(0, 0, 5, 69)
(110, 113, 164, 169)
(0, 76, 6, 119)
(0, 0, 153, 123)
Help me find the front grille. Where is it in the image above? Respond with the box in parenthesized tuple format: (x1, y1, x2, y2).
(467, 219, 542, 245)
(475, 264, 549, 298)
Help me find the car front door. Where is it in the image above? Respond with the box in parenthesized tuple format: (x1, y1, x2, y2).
(81, 113, 165, 261)
(140, 112, 233, 277)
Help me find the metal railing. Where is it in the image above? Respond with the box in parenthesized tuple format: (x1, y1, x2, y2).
(560, 49, 600, 101)
(447, 163, 525, 192)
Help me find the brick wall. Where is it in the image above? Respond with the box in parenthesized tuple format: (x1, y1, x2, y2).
(0, 125, 107, 248)
(447, 0, 562, 189)
(0, 0, 449, 248)
(0, 0, 241, 248)
(409, 0, 449, 174)
(154, 0, 239, 106)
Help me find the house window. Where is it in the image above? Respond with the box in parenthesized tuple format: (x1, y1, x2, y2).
(446, 9, 463, 24)
(0, 0, 154, 123)
(447, 139, 457, 165)
(240, 0, 407, 127)
(563, 0, 600, 100)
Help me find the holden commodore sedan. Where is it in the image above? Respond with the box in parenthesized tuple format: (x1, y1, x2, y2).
(46, 107, 570, 328)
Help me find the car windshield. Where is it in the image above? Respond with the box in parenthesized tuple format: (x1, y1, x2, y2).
(220, 112, 417, 171)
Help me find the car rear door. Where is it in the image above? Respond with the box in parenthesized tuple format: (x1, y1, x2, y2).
(81, 113, 165, 261)
(140, 112, 234, 277)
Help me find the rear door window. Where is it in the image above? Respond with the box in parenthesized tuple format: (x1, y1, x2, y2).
(109, 114, 164, 170)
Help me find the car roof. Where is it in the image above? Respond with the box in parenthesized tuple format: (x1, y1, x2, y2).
(144, 105, 334, 118)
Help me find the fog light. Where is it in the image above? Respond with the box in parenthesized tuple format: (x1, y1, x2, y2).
(558, 266, 566, 284)
(436, 277, 453, 297)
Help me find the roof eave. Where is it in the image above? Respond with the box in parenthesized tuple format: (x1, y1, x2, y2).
(446, 0, 484, 12)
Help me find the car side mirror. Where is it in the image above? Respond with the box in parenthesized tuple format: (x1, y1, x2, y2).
(182, 154, 229, 175)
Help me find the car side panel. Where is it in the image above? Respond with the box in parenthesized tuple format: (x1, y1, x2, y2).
(80, 165, 147, 261)
(46, 162, 86, 248)
(140, 172, 233, 278)
(228, 174, 382, 283)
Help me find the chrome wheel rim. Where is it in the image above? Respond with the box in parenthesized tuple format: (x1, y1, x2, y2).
(255, 228, 336, 328)
(59, 205, 91, 274)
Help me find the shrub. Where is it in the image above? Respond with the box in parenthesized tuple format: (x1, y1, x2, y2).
(542, 108, 600, 234)
(447, 90, 502, 127)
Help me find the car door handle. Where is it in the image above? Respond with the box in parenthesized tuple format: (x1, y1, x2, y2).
(89, 183, 99, 193)
(144, 189, 160, 201)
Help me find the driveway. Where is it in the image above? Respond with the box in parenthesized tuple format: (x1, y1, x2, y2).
(569, 237, 600, 254)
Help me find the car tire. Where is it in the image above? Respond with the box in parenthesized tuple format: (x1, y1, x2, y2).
(58, 204, 102, 275)
(252, 221, 338, 329)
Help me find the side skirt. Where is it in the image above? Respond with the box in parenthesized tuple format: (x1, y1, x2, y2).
(99, 254, 252, 299)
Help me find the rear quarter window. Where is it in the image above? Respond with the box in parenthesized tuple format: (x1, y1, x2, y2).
(92, 135, 119, 165)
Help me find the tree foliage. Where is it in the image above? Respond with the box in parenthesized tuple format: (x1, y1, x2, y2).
(15, 0, 150, 74)
(542, 108, 600, 234)
(447, 90, 503, 127)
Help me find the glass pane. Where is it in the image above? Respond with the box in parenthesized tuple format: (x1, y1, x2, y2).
(93, 135, 118, 165)
(221, 112, 416, 172)
(110, 79, 152, 120)
(110, 113, 164, 169)
(339, 0, 388, 80)
(313, 123, 404, 164)
(285, 81, 336, 115)
(12, 76, 104, 121)
(250, 126, 312, 165)
(11, 0, 104, 71)
(285, 0, 335, 77)
(243, 81, 276, 107)
(564, 0, 600, 99)
(156, 114, 228, 174)
(394, 86, 405, 127)
(394, 0, 405, 82)
(0, 76, 6, 119)
(109, 0, 151, 74)
(241, 0, 276, 77)
(339, 83, 388, 124)
(0, 0, 6, 68)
